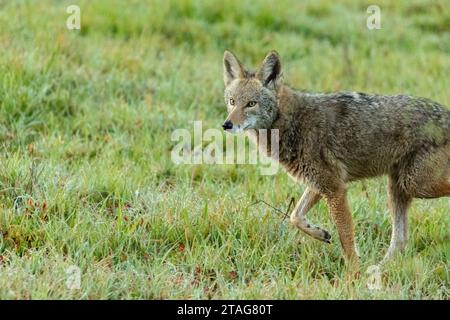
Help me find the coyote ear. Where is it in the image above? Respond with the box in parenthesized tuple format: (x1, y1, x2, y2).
(257, 51, 282, 90)
(223, 50, 246, 86)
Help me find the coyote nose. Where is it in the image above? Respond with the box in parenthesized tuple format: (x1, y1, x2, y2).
(222, 121, 233, 130)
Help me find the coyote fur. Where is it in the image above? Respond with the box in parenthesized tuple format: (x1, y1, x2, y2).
(222, 50, 450, 264)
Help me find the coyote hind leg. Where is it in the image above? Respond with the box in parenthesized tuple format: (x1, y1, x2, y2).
(412, 149, 450, 199)
(383, 150, 449, 263)
(414, 179, 450, 199)
(290, 187, 332, 243)
(382, 176, 412, 263)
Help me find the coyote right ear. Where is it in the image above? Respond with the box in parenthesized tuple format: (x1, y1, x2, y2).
(223, 50, 245, 86)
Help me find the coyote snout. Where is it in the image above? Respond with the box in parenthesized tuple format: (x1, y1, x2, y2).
(222, 50, 450, 267)
(222, 120, 233, 130)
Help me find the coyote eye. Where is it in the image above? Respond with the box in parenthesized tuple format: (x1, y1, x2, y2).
(229, 98, 235, 106)
(247, 101, 257, 107)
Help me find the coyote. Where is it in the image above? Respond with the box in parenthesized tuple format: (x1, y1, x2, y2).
(222, 50, 450, 264)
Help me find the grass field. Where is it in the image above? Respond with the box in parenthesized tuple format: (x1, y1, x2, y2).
(0, 0, 449, 299)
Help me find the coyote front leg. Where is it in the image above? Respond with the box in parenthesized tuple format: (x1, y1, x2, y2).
(324, 188, 359, 263)
(290, 187, 332, 243)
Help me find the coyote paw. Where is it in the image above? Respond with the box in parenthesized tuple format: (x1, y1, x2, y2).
(321, 229, 332, 244)
(307, 225, 332, 243)
(290, 218, 332, 244)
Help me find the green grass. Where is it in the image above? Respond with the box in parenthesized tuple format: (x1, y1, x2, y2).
(0, 0, 449, 299)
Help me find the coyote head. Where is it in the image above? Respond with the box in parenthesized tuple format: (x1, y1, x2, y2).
(222, 50, 282, 133)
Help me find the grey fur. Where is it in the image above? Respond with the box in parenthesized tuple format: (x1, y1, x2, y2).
(222, 50, 450, 265)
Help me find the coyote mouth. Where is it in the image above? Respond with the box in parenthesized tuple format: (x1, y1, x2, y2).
(230, 125, 244, 133)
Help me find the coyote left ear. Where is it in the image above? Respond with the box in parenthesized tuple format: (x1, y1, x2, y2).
(257, 51, 283, 90)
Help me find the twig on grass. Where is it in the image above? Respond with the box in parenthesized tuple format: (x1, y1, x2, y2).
(248, 196, 296, 222)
